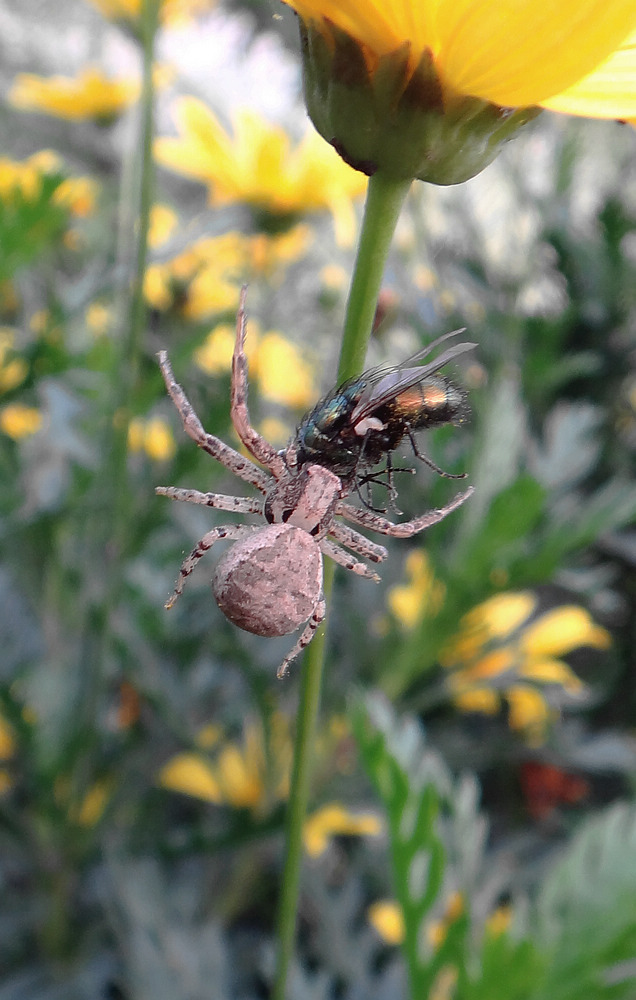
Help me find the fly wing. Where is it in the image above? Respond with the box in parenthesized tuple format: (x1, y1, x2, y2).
(350, 333, 476, 424)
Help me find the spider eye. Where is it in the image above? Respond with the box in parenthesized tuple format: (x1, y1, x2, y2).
(282, 509, 294, 522)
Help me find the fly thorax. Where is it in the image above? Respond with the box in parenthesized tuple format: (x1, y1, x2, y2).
(264, 465, 341, 535)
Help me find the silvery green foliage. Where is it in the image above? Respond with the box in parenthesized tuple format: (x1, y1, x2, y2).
(531, 803, 636, 1000)
(353, 693, 492, 999)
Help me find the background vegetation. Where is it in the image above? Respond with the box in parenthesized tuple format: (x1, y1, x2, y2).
(0, 0, 635, 997)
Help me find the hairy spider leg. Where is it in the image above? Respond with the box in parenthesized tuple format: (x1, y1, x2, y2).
(155, 486, 264, 515)
(231, 285, 286, 479)
(338, 486, 474, 538)
(328, 520, 388, 564)
(319, 538, 382, 582)
(277, 594, 327, 679)
(158, 350, 269, 494)
(165, 524, 260, 608)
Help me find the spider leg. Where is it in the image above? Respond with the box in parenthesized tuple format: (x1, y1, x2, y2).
(405, 426, 467, 480)
(329, 520, 388, 564)
(337, 486, 474, 537)
(231, 285, 286, 479)
(156, 486, 263, 515)
(277, 594, 327, 679)
(165, 523, 259, 608)
(158, 350, 270, 494)
(320, 538, 382, 582)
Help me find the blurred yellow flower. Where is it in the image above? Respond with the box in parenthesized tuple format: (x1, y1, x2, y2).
(53, 176, 99, 218)
(387, 550, 446, 630)
(128, 416, 176, 461)
(286, 0, 636, 117)
(0, 716, 16, 760)
(441, 592, 610, 745)
(155, 100, 366, 244)
(0, 404, 42, 439)
(144, 228, 309, 318)
(194, 320, 316, 411)
(148, 203, 178, 248)
(255, 333, 316, 410)
(158, 713, 293, 816)
(9, 67, 139, 122)
(87, 0, 214, 30)
(85, 302, 112, 337)
(0, 329, 27, 393)
(303, 802, 382, 857)
(0, 151, 60, 202)
(367, 900, 405, 944)
(194, 322, 245, 375)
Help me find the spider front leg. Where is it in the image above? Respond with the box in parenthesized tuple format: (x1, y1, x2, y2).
(158, 350, 270, 494)
(230, 285, 286, 479)
(338, 486, 474, 537)
(156, 486, 264, 516)
(277, 594, 327, 679)
(165, 523, 259, 608)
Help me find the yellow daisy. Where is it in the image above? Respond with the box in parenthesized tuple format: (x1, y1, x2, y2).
(9, 67, 138, 122)
(155, 100, 366, 243)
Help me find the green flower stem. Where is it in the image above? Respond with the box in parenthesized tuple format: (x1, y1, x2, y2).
(273, 171, 411, 1000)
(337, 173, 412, 381)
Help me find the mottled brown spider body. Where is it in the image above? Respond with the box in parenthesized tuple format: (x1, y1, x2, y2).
(156, 286, 473, 677)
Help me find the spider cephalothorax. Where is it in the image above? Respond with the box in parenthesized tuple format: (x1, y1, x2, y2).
(156, 286, 473, 677)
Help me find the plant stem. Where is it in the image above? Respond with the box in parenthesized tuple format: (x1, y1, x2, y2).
(72, 0, 159, 799)
(272, 171, 411, 1000)
(337, 173, 412, 381)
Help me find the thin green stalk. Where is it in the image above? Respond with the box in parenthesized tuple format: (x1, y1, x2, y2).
(272, 171, 411, 1000)
(70, 0, 159, 803)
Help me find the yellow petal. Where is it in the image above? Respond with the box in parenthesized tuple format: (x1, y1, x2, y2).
(438, 0, 636, 107)
(158, 753, 223, 803)
(542, 31, 636, 118)
(286, 0, 636, 114)
(506, 684, 553, 744)
(520, 606, 611, 658)
(521, 657, 586, 694)
(367, 900, 405, 945)
(304, 802, 382, 857)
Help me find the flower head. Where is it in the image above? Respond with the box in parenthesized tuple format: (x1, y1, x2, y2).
(284, 1, 636, 183)
(155, 99, 366, 243)
(441, 592, 611, 744)
(9, 67, 138, 123)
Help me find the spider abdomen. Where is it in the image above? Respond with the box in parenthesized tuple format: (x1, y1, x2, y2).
(212, 523, 322, 638)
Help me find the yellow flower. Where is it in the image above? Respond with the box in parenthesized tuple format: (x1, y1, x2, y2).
(9, 67, 139, 122)
(0, 404, 42, 439)
(441, 592, 611, 744)
(0, 329, 27, 393)
(387, 550, 446, 629)
(53, 176, 99, 217)
(148, 203, 178, 248)
(195, 321, 316, 411)
(284, 1, 636, 184)
(255, 333, 316, 410)
(0, 716, 16, 760)
(303, 802, 382, 857)
(158, 713, 293, 816)
(194, 322, 246, 376)
(87, 0, 214, 30)
(85, 302, 112, 337)
(128, 416, 176, 461)
(287, 1, 636, 115)
(155, 100, 366, 243)
(368, 900, 405, 944)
